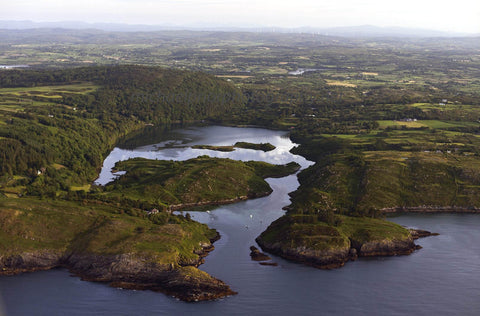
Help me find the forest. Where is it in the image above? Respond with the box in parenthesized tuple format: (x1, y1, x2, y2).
(0, 65, 245, 197)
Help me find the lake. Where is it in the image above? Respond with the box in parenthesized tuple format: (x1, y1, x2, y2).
(0, 65, 29, 69)
(1, 126, 480, 315)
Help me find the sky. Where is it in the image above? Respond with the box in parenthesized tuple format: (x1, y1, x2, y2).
(1, 0, 480, 33)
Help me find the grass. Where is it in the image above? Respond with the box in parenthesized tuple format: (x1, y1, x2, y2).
(234, 141, 276, 152)
(337, 216, 410, 243)
(0, 197, 217, 265)
(216, 75, 252, 79)
(258, 215, 350, 251)
(295, 148, 480, 212)
(191, 145, 235, 152)
(0, 83, 99, 119)
(103, 157, 299, 209)
(1, 30, 480, 271)
(375, 119, 480, 130)
(377, 120, 427, 128)
(325, 80, 357, 88)
(70, 184, 91, 192)
(258, 213, 410, 252)
(0, 83, 98, 96)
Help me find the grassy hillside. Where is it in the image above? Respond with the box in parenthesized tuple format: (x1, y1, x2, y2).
(256, 213, 413, 268)
(290, 146, 480, 215)
(101, 157, 300, 210)
(0, 197, 216, 265)
(258, 214, 410, 253)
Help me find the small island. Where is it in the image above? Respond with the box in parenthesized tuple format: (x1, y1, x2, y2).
(191, 142, 276, 152)
(191, 145, 235, 152)
(234, 142, 276, 152)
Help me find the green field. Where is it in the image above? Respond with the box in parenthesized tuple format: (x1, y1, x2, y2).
(0, 83, 99, 113)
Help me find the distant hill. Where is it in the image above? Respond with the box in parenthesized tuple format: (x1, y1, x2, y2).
(0, 20, 477, 38)
(302, 25, 474, 38)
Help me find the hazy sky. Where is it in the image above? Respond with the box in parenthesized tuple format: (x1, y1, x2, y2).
(2, 0, 480, 33)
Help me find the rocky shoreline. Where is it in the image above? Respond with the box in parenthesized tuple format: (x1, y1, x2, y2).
(168, 191, 272, 212)
(256, 228, 437, 269)
(0, 250, 64, 276)
(0, 234, 236, 302)
(255, 242, 353, 269)
(382, 206, 480, 213)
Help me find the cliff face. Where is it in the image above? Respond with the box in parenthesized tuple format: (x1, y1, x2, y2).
(256, 214, 425, 269)
(382, 206, 480, 213)
(255, 238, 351, 269)
(65, 253, 236, 302)
(0, 198, 236, 302)
(0, 250, 63, 275)
(351, 236, 416, 257)
(257, 233, 417, 268)
(255, 215, 353, 269)
(0, 250, 235, 302)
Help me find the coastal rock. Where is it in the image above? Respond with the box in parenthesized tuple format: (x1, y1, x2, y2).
(255, 215, 426, 269)
(187, 234, 220, 266)
(259, 262, 278, 266)
(0, 232, 235, 302)
(64, 253, 236, 301)
(0, 250, 63, 275)
(158, 266, 237, 301)
(409, 229, 440, 239)
(249, 246, 271, 261)
(352, 236, 416, 257)
(255, 215, 352, 269)
(256, 235, 417, 268)
(256, 237, 351, 269)
(168, 193, 271, 212)
(349, 248, 358, 261)
(381, 206, 480, 214)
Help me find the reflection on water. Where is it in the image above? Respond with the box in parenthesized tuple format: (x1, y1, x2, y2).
(95, 125, 311, 185)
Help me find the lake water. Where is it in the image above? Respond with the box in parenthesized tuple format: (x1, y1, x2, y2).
(0, 65, 29, 69)
(1, 126, 480, 316)
(288, 68, 322, 75)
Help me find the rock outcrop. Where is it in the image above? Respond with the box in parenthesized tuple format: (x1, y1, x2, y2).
(0, 250, 63, 275)
(255, 215, 438, 269)
(381, 206, 480, 213)
(249, 246, 271, 261)
(255, 238, 352, 269)
(65, 253, 236, 302)
(0, 234, 236, 302)
(409, 229, 440, 239)
(350, 236, 416, 257)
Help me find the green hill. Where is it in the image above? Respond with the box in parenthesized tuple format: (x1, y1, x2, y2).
(102, 157, 300, 210)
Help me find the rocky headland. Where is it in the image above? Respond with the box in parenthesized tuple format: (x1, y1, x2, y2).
(255, 215, 438, 269)
(0, 242, 236, 302)
(0, 198, 236, 302)
(382, 206, 480, 214)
